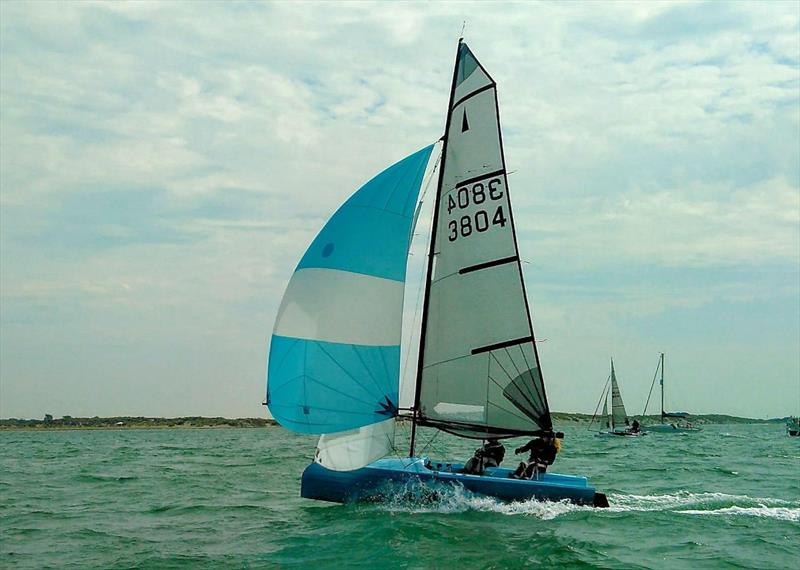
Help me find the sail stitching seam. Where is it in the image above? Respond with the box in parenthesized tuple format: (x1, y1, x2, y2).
(515, 342, 547, 416)
(315, 343, 387, 404)
(486, 374, 540, 424)
(300, 373, 377, 408)
(486, 395, 538, 426)
(350, 344, 392, 402)
(489, 357, 542, 422)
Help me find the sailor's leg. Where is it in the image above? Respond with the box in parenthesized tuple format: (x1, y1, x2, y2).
(523, 462, 536, 479)
(510, 462, 526, 478)
(463, 457, 478, 474)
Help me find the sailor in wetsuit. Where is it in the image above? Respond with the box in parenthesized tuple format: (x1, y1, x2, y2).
(630, 419, 641, 433)
(510, 433, 558, 479)
(463, 438, 505, 475)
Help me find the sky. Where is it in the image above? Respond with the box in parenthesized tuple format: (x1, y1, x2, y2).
(1, 1, 798, 420)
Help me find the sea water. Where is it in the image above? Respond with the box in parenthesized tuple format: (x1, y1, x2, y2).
(1, 423, 797, 569)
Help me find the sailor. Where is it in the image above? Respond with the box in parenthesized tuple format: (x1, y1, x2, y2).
(510, 433, 558, 479)
(463, 438, 505, 475)
(630, 419, 641, 433)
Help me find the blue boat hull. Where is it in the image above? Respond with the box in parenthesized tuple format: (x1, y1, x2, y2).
(301, 457, 607, 507)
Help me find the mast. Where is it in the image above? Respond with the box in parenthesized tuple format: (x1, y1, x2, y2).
(610, 358, 615, 430)
(409, 39, 462, 457)
(660, 352, 665, 423)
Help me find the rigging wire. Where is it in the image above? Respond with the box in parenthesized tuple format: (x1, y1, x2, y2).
(641, 356, 662, 417)
(394, 147, 441, 456)
(418, 427, 443, 457)
(399, 148, 442, 395)
(587, 374, 612, 431)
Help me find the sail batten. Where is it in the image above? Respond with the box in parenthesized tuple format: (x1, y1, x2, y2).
(415, 42, 551, 439)
(459, 255, 519, 275)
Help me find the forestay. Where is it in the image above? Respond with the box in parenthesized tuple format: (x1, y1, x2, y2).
(417, 42, 551, 438)
(267, 145, 434, 434)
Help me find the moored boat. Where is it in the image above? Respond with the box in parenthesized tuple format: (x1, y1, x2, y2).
(642, 353, 701, 433)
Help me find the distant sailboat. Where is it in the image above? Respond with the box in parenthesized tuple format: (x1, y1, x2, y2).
(595, 359, 646, 437)
(642, 353, 700, 433)
(787, 416, 799, 437)
(266, 40, 607, 507)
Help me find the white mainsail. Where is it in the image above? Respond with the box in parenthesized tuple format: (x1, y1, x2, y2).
(416, 42, 551, 438)
(610, 359, 628, 430)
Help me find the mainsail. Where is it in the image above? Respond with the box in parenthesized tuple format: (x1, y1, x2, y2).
(415, 41, 551, 439)
(267, 145, 434, 435)
(610, 358, 628, 430)
(602, 388, 610, 429)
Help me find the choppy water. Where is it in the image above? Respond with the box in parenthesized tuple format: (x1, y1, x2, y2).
(1, 423, 797, 569)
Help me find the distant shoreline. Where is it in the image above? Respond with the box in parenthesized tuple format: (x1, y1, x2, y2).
(0, 412, 784, 431)
(0, 416, 279, 431)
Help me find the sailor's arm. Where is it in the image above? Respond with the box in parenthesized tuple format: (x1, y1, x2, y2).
(515, 440, 534, 454)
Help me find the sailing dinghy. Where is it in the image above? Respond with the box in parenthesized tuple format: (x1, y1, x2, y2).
(642, 353, 700, 433)
(595, 359, 646, 437)
(266, 40, 607, 508)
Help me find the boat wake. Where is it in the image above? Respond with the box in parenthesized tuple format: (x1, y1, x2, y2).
(610, 491, 800, 521)
(379, 484, 582, 520)
(376, 486, 799, 521)
(679, 506, 800, 521)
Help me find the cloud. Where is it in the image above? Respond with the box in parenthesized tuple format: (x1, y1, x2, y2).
(1, 1, 798, 419)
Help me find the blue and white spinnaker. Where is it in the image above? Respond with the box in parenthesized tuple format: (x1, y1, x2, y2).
(267, 145, 434, 435)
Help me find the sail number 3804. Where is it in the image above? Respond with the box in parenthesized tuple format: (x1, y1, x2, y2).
(446, 178, 507, 242)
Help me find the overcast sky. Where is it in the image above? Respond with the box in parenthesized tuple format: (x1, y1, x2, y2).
(1, 1, 798, 420)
